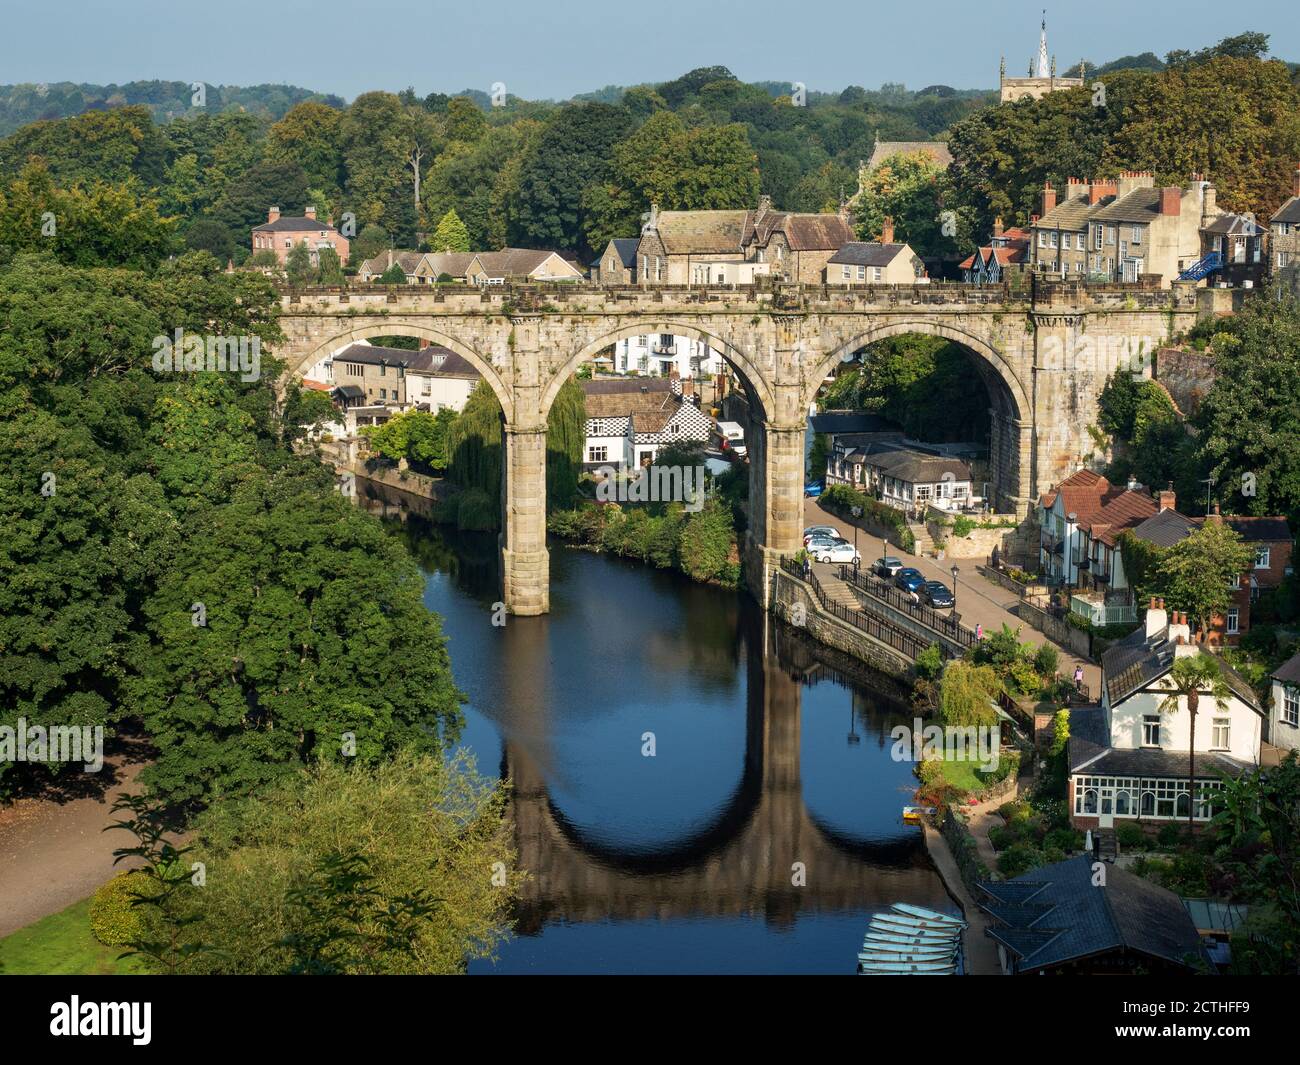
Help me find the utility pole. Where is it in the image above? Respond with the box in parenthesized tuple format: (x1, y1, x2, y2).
(1200, 473, 1216, 516)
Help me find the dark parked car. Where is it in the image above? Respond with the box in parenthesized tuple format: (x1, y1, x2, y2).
(920, 581, 955, 609)
(874, 556, 904, 578)
(895, 568, 927, 595)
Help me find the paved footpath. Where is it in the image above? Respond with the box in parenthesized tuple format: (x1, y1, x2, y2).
(804, 497, 1101, 695)
(0, 747, 147, 938)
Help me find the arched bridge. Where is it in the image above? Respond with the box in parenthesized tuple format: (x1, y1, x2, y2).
(277, 280, 1201, 614)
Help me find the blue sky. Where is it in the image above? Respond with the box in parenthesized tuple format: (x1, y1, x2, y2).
(3, 0, 1297, 101)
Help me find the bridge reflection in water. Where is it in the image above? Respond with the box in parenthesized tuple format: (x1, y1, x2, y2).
(365, 483, 954, 973)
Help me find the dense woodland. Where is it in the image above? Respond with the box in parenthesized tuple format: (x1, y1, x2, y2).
(2, 32, 1297, 270)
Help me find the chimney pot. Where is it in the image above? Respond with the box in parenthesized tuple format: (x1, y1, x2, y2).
(304, 205, 317, 220)
(993, 216, 1004, 238)
(879, 216, 895, 245)
(1040, 181, 1057, 215)
(268, 206, 281, 222)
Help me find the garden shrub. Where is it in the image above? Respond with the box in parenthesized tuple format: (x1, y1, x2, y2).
(1044, 827, 1083, 853)
(89, 871, 158, 947)
(997, 843, 1040, 878)
(1157, 823, 1183, 848)
(1116, 822, 1146, 850)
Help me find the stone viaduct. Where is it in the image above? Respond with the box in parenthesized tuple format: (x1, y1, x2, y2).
(276, 279, 1202, 614)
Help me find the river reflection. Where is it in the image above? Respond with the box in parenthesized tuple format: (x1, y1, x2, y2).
(361, 480, 955, 974)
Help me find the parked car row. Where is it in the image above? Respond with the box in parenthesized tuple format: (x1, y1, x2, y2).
(871, 558, 955, 609)
(802, 525, 861, 565)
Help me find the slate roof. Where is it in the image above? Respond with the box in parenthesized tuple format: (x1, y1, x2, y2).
(581, 379, 677, 420)
(1269, 196, 1300, 226)
(333, 343, 478, 379)
(1219, 515, 1292, 543)
(1091, 187, 1168, 225)
(977, 854, 1212, 973)
(1072, 745, 1252, 778)
(472, 248, 579, 278)
(360, 250, 427, 277)
(1202, 213, 1258, 236)
(424, 252, 477, 278)
(601, 238, 639, 269)
(1271, 650, 1300, 687)
(850, 440, 971, 484)
(1099, 624, 1262, 713)
(252, 215, 341, 234)
(1033, 192, 1104, 231)
(808, 411, 900, 436)
(1131, 509, 1198, 548)
(645, 210, 749, 255)
(828, 242, 909, 267)
(866, 140, 953, 171)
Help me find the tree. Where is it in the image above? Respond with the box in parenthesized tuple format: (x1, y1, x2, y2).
(1151, 521, 1253, 637)
(284, 241, 314, 285)
(1157, 654, 1232, 837)
(447, 381, 503, 503)
(1194, 297, 1300, 522)
(171, 752, 518, 974)
(184, 218, 236, 263)
(443, 96, 488, 143)
(431, 207, 470, 253)
(512, 102, 633, 251)
(546, 376, 585, 509)
(938, 660, 1000, 726)
(350, 222, 390, 264)
(378, 261, 408, 284)
(265, 100, 345, 198)
(316, 245, 344, 285)
(854, 150, 974, 260)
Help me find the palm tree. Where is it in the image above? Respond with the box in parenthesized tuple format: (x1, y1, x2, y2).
(1158, 654, 1232, 837)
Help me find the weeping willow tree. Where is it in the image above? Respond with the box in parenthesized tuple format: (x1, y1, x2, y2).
(447, 381, 503, 498)
(546, 376, 585, 510)
(445, 375, 585, 517)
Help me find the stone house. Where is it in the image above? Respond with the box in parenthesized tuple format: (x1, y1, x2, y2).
(960, 218, 1031, 283)
(1199, 212, 1267, 288)
(251, 206, 350, 266)
(827, 433, 974, 513)
(357, 250, 439, 284)
(465, 249, 585, 285)
(329, 342, 479, 410)
(1030, 173, 1224, 285)
(1267, 164, 1300, 274)
(634, 205, 750, 284)
(739, 197, 856, 284)
(1067, 601, 1264, 833)
(592, 238, 638, 284)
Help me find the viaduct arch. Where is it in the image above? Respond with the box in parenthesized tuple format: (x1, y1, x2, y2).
(277, 280, 1201, 615)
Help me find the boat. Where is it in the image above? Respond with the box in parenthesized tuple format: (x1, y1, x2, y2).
(901, 805, 935, 821)
(859, 947, 956, 962)
(871, 915, 963, 935)
(891, 903, 966, 927)
(857, 960, 957, 975)
(868, 919, 959, 939)
(862, 932, 956, 950)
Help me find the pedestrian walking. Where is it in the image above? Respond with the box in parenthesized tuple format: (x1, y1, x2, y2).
(1074, 664, 1084, 692)
(975, 622, 983, 640)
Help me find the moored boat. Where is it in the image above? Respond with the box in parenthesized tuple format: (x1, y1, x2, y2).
(891, 903, 965, 927)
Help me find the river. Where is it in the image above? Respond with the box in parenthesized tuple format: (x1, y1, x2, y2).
(363, 482, 955, 975)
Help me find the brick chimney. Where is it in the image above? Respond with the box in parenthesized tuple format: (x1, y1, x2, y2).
(1158, 186, 1182, 216)
(1207, 503, 1224, 525)
(304, 205, 317, 220)
(267, 206, 281, 223)
(1158, 483, 1176, 511)
(880, 216, 895, 244)
(1040, 181, 1057, 215)
(1293, 163, 1300, 198)
(992, 216, 1004, 238)
(1089, 180, 1117, 205)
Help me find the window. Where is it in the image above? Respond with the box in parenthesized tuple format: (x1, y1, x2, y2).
(588, 446, 608, 463)
(1049, 232, 1058, 249)
(842, 265, 851, 280)
(872, 267, 882, 282)
(379, 388, 387, 400)
(1038, 231, 1047, 247)
(1141, 790, 1155, 816)
(1142, 715, 1161, 747)
(1255, 547, 1271, 569)
(1226, 607, 1239, 635)
(1115, 790, 1131, 815)
(1283, 686, 1299, 727)
(1131, 226, 1142, 244)
(1094, 226, 1103, 250)
(857, 265, 866, 280)
(1212, 717, 1230, 750)
(1061, 233, 1071, 250)
(1082, 789, 1098, 814)
(1105, 226, 1116, 245)
(641, 255, 648, 281)
(915, 484, 932, 501)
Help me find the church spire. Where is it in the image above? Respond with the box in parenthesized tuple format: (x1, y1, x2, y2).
(1036, 11, 1050, 78)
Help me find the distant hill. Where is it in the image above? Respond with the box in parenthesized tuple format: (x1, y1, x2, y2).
(0, 80, 344, 136)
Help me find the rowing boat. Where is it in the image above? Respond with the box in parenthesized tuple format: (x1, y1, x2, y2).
(891, 903, 965, 927)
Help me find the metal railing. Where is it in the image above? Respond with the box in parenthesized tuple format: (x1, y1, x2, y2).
(837, 564, 980, 649)
(780, 559, 940, 661)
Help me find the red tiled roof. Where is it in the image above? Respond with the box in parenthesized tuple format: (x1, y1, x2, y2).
(1040, 469, 1157, 545)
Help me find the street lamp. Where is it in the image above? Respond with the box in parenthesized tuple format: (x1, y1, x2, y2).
(951, 563, 960, 621)
(851, 505, 862, 571)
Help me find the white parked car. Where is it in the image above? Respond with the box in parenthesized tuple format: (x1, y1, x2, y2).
(811, 540, 861, 565)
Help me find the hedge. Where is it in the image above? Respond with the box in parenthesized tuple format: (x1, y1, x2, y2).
(89, 872, 158, 947)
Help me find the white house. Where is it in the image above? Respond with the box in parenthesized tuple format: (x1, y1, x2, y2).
(1068, 600, 1264, 832)
(610, 333, 724, 378)
(581, 377, 711, 469)
(1267, 652, 1300, 753)
(405, 349, 481, 412)
(826, 434, 974, 513)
